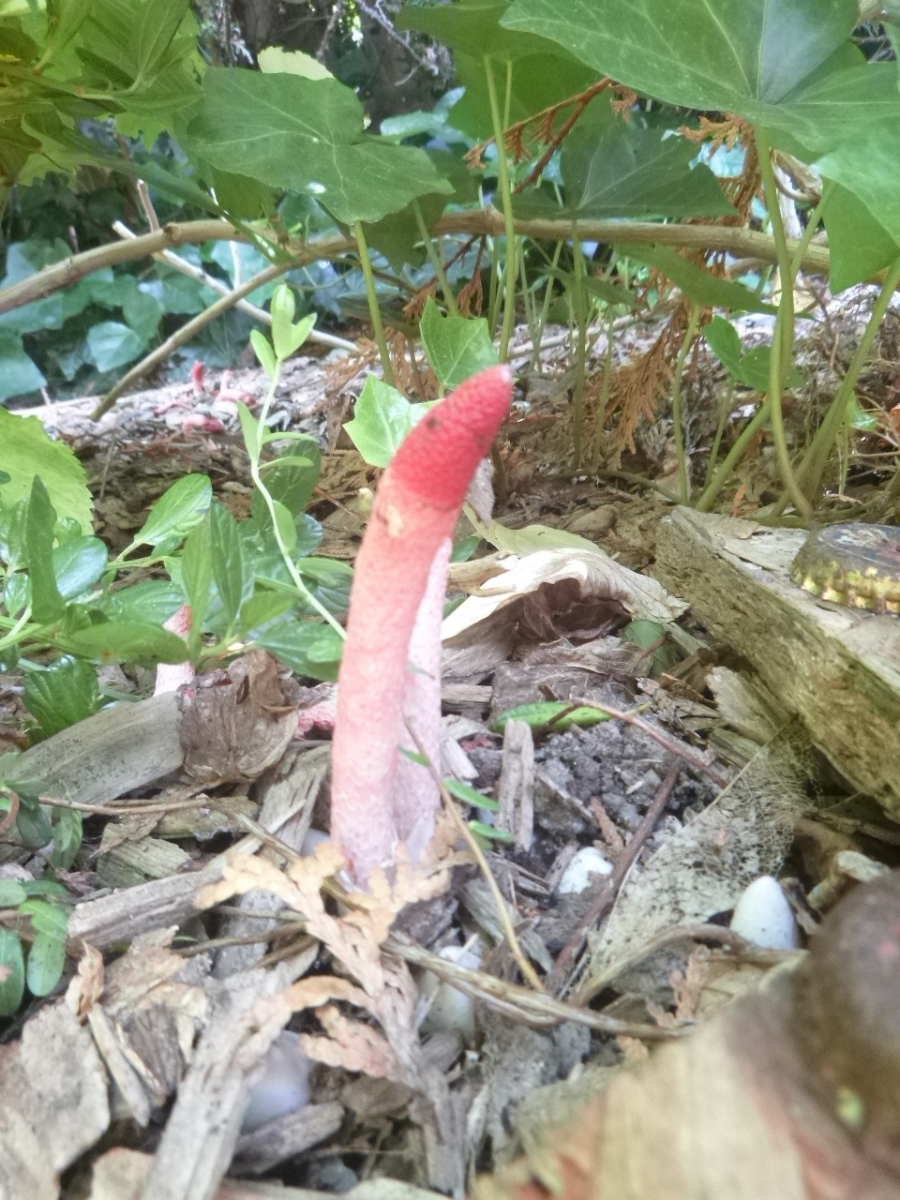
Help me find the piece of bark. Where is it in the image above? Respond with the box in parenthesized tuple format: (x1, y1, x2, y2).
(0, 1003, 109, 1200)
(654, 508, 900, 816)
(233, 1101, 344, 1175)
(10, 692, 182, 804)
(497, 719, 534, 853)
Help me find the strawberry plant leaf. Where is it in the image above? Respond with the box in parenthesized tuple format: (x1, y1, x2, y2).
(0, 408, 92, 532)
(133, 474, 212, 548)
(23, 656, 100, 736)
(0, 930, 25, 1015)
(26, 930, 66, 997)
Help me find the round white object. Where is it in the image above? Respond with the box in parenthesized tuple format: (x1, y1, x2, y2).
(729, 876, 800, 950)
(419, 941, 483, 1043)
(242, 1031, 311, 1133)
(557, 847, 613, 896)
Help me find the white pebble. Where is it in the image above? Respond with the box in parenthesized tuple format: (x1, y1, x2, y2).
(557, 847, 613, 896)
(242, 1031, 311, 1133)
(729, 876, 800, 949)
(419, 941, 483, 1043)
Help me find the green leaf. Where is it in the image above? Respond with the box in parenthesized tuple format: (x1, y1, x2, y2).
(270, 285, 316, 359)
(25, 477, 65, 625)
(19, 898, 69, 939)
(343, 376, 421, 468)
(255, 619, 343, 681)
(501, 0, 891, 155)
(52, 536, 108, 600)
(23, 656, 100, 736)
(270, 498, 297, 554)
(259, 447, 321, 516)
(517, 104, 735, 220)
(26, 930, 66, 997)
(87, 321, 145, 372)
(237, 401, 262, 459)
(420, 298, 500, 389)
(705, 316, 800, 389)
(238, 590, 295, 636)
(63, 622, 189, 664)
(0, 331, 44, 401)
(818, 125, 900, 252)
(209, 502, 246, 629)
(97, 580, 183, 625)
(0, 408, 92, 532)
(133, 474, 212, 548)
(468, 820, 515, 843)
(15, 802, 52, 849)
(0, 930, 25, 1015)
(122, 284, 163, 342)
(250, 330, 278, 379)
(181, 522, 213, 634)
(0, 881, 27, 907)
(618, 244, 777, 314)
(490, 700, 613, 732)
(189, 68, 453, 224)
(444, 779, 499, 810)
(822, 183, 900, 293)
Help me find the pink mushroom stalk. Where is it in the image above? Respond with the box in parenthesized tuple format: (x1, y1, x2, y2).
(330, 365, 513, 884)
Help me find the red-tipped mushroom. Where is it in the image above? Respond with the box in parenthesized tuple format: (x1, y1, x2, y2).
(330, 365, 513, 884)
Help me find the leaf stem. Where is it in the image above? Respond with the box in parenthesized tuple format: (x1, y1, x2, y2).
(755, 128, 811, 520)
(352, 221, 394, 386)
(413, 201, 459, 317)
(484, 56, 518, 361)
(670, 304, 702, 503)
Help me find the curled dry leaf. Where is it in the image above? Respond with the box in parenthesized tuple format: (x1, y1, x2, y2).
(441, 548, 687, 645)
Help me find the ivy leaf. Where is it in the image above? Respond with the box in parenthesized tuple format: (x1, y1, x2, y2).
(618, 244, 777, 315)
(344, 376, 422, 468)
(87, 321, 145, 372)
(420, 298, 499, 390)
(188, 68, 453, 224)
(0, 332, 44, 402)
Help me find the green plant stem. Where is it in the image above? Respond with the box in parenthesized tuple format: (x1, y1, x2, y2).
(704, 376, 735, 491)
(696, 399, 771, 512)
(755, 127, 811, 520)
(0, 606, 33, 653)
(534, 241, 563, 367)
(352, 221, 394, 386)
(590, 309, 616, 471)
(670, 305, 701, 504)
(571, 222, 588, 467)
(484, 56, 518, 361)
(412, 201, 459, 317)
(798, 254, 900, 501)
(250, 367, 345, 639)
(789, 179, 835, 278)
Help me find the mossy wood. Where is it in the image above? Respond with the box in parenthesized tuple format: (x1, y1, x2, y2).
(654, 508, 900, 818)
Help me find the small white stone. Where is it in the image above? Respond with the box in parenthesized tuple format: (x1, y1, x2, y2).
(557, 847, 613, 896)
(242, 1031, 311, 1133)
(729, 876, 800, 949)
(419, 941, 483, 1043)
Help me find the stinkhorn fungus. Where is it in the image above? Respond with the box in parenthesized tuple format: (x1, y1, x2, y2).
(330, 365, 513, 884)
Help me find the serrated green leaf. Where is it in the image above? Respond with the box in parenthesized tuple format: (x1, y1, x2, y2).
(0, 930, 25, 1014)
(23, 656, 99, 736)
(133, 474, 212, 548)
(0, 408, 92, 532)
(238, 590, 295, 636)
(97, 580, 184, 625)
(189, 68, 453, 224)
(26, 930, 66, 997)
(180, 522, 212, 634)
(420, 298, 499, 390)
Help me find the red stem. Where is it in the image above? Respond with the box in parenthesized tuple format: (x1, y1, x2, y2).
(330, 365, 513, 883)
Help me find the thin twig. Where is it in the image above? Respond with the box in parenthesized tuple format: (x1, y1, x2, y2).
(550, 761, 681, 992)
(405, 723, 544, 992)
